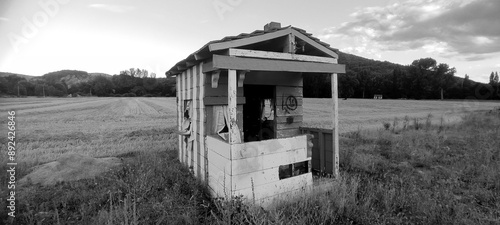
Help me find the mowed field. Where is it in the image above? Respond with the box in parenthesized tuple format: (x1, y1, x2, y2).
(0, 97, 498, 166)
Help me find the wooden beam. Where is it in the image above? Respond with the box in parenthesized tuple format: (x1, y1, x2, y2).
(237, 70, 248, 87)
(228, 69, 239, 144)
(209, 55, 345, 74)
(228, 48, 336, 64)
(331, 73, 339, 178)
(204, 96, 246, 105)
(283, 33, 296, 53)
(211, 70, 220, 88)
(209, 27, 293, 52)
(292, 29, 338, 59)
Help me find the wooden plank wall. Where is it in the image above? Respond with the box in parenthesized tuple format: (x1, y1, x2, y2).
(177, 62, 207, 183)
(204, 70, 244, 132)
(230, 135, 312, 204)
(206, 136, 232, 197)
(300, 128, 335, 174)
(275, 78, 303, 139)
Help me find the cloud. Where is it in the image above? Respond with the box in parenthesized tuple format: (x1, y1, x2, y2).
(89, 4, 135, 13)
(322, 0, 500, 60)
(0, 17, 9, 21)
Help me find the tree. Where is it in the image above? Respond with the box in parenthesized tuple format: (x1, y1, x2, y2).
(490, 72, 496, 85)
(356, 69, 372, 98)
(338, 71, 358, 99)
(92, 76, 114, 96)
(407, 58, 437, 99)
(434, 63, 456, 100)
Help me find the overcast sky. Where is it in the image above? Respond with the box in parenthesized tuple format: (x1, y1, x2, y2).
(0, 0, 499, 82)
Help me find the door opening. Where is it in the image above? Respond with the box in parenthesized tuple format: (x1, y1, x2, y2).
(243, 85, 276, 142)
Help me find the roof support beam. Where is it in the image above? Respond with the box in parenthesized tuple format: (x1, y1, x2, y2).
(228, 48, 336, 64)
(291, 29, 338, 59)
(208, 27, 293, 52)
(204, 55, 345, 74)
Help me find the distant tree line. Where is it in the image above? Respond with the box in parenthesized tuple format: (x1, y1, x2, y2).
(304, 54, 500, 100)
(0, 69, 176, 97)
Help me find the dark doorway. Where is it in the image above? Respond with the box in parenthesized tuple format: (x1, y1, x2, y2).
(243, 85, 276, 142)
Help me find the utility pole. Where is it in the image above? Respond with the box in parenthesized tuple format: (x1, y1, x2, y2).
(43, 84, 45, 97)
(17, 85, 20, 97)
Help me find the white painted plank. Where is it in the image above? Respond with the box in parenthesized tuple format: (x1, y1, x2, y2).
(208, 162, 231, 196)
(232, 173, 312, 202)
(231, 167, 280, 191)
(232, 135, 307, 160)
(228, 69, 240, 144)
(331, 73, 340, 178)
(205, 136, 231, 159)
(232, 148, 310, 175)
(177, 75, 182, 164)
(209, 55, 346, 74)
(229, 48, 336, 64)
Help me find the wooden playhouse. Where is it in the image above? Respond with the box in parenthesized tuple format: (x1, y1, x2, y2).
(166, 22, 345, 206)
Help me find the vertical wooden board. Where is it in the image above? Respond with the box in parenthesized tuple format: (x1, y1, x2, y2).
(181, 71, 187, 164)
(199, 62, 207, 181)
(237, 104, 244, 132)
(331, 73, 340, 177)
(231, 167, 280, 191)
(177, 75, 182, 163)
(319, 132, 325, 173)
(192, 67, 198, 176)
(228, 69, 239, 144)
(187, 67, 192, 100)
(205, 106, 214, 135)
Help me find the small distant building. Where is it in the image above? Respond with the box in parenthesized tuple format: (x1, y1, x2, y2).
(374, 94, 383, 99)
(166, 22, 345, 206)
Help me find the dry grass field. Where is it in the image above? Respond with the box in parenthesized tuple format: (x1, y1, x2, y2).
(0, 97, 499, 224)
(1, 97, 498, 166)
(303, 98, 500, 132)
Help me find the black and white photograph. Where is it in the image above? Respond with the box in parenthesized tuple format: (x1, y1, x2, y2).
(1, 0, 499, 224)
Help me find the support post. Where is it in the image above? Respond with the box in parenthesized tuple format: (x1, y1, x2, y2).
(331, 73, 340, 178)
(228, 69, 239, 144)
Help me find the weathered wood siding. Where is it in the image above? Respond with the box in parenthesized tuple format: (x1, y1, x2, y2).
(273, 73, 303, 139)
(300, 127, 336, 174)
(206, 136, 232, 197)
(231, 135, 311, 205)
(177, 62, 207, 182)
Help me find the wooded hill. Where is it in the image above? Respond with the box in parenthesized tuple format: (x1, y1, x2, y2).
(0, 70, 176, 97)
(304, 52, 500, 100)
(1, 52, 499, 100)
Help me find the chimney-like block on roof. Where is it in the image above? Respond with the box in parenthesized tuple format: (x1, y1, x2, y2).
(264, 22, 281, 31)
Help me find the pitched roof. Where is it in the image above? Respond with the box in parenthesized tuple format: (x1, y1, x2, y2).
(165, 25, 339, 76)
